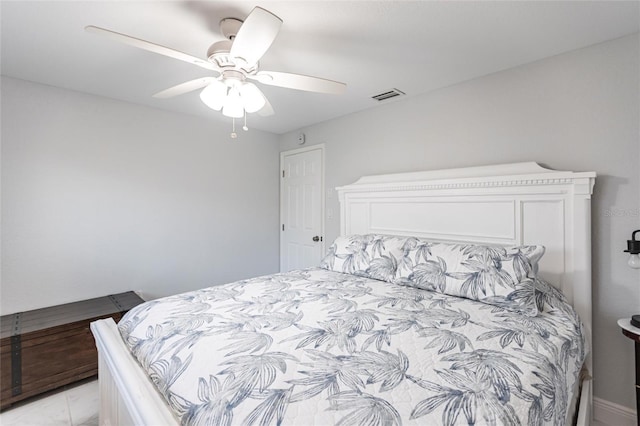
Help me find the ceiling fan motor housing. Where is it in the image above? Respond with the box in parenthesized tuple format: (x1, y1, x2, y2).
(207, 39, 257, 74)
(219, 18, 243, 40)
(222, 70, 246, 87)
(207, 40, 232, 64)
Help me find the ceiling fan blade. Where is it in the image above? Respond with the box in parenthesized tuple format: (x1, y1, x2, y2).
(153, 77, 217, 99)
(229, 7, 282, 67)
(252, 71, 346, 95)
(85, 25, 220, 72)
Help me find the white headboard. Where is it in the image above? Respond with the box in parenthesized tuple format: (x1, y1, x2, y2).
(337, 162, 596, 371)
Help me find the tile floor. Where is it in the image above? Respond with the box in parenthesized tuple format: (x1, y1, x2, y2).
(0, 378, 98, 426)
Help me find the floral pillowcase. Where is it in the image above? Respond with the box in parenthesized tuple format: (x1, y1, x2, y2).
(320, 234, 545, 316)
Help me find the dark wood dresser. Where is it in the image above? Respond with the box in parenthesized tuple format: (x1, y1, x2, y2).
(0, 291, 144, 410)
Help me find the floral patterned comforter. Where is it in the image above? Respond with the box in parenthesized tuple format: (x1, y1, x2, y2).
(118, 268, 586, 426)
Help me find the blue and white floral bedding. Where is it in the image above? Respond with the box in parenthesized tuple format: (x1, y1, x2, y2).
(118, 267, 586, 426)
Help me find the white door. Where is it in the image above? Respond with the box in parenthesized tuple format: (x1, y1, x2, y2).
(280, 145, 324, 272)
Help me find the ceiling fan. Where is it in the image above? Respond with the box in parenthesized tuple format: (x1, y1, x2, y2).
(86, 6, 346, 135)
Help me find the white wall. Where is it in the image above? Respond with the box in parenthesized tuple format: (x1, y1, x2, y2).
(1, 76, 280, 313)
(280, 34, 640, 412)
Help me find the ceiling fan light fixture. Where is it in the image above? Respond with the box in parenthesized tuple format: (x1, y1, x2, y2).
(222, 88, 244, 118)
(223, 104, 244, 119)
(200, 80, 227, 111)
(240, 83, 266, 113)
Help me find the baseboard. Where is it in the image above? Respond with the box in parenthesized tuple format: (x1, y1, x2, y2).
(593, 397, 637, 426)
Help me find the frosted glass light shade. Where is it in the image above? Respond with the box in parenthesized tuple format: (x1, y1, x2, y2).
(200, 80, 227, 111)
(200, 79, 268, 119)
(240, 83, 266, 113)
(222, 88, 244, 118)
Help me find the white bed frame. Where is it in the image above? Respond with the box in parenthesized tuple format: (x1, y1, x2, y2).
(91, 161, 596, 425)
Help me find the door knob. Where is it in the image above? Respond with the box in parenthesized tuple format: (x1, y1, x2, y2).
(312, 236, 320, 242)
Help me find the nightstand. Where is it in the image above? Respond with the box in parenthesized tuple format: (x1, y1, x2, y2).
(618, 318, 640, 424)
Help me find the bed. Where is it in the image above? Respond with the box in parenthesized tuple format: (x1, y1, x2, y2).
(91, 162, 596, 425)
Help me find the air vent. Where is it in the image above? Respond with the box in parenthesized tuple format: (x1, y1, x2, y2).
(371, 88, 405, 101)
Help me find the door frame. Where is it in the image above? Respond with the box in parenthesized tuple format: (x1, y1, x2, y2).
(279, 143, 325, 272)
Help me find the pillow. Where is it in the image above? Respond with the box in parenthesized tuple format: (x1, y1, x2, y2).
(320, 234, 408, 280)
(533, 277, 569, 312)
(321, 234, 545, 316)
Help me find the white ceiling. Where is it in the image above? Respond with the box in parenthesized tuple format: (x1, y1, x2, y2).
(2, 1, 638, 134)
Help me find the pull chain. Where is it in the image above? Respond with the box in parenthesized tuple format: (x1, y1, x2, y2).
(231, 117, 237, 139)
(243, 110, 249, 132)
